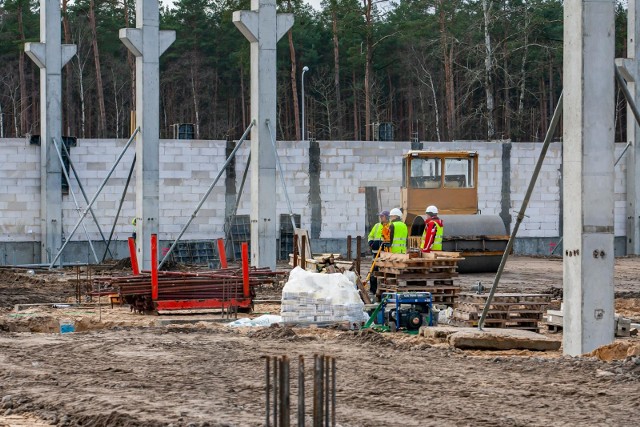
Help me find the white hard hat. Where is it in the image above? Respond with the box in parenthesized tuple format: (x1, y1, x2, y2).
(425, 205, 438, 215)
(389, 208, 403, 217)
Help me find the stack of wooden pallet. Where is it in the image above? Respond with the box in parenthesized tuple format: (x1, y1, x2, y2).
(452, 293, 551, 332)
(374, 251, 462, 306)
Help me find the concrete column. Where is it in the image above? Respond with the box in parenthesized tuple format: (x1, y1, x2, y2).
(616, 0, 640, 255)
(120, 0, 175, 270)
(24, 0, 76, 264)
(563, 0, 615, 356)
(233, 0, 293, 269)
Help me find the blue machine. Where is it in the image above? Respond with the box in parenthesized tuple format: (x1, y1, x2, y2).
(376, 292, 434, 332)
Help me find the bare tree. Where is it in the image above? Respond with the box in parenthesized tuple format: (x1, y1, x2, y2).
(88, 0, 107, 136)
(481, 0, 495, 140)
(17, 4, 28, 136)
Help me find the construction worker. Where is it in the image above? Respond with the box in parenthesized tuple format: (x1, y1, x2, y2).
(131, 217, 137, 241)
(367, 210, 390, 296)
(421, 205, 443, 253)
(367, 210, 390, 252)
(387, 208, 408, 254)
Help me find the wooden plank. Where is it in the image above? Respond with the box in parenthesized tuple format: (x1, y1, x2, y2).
(356, 276, 371, 304)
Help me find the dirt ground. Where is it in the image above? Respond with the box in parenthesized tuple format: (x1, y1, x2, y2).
(0, 255, 639, 426)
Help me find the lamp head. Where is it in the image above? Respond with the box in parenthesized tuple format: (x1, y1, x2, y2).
(303, 66, 309, 72)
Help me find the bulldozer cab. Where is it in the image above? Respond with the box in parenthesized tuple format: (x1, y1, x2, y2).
(401, 151, 478, 225)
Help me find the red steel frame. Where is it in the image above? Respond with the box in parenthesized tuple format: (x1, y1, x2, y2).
(150, 238, 253, 312)
(151, 234, 158, 300)
(128, 237, 140, 275)
(217, 238, 228, 269)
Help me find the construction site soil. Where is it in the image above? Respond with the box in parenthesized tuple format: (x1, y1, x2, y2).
(0, 255, 639, 426)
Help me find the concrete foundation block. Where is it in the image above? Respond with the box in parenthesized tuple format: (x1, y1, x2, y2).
(448, 328, 562, 351)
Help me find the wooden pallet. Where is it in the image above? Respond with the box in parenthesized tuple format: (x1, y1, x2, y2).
(377, 283, 460, 306)
(451, 292, 551, 332)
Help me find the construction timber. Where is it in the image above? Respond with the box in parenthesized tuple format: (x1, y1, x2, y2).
(452, 293, 551, 332)
(374, 251, 462, 306)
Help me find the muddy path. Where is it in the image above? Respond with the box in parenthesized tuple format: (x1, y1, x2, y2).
(0, 326, 639, 427)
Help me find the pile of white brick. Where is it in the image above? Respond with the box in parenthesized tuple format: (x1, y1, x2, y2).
(280, 291, 364, 324)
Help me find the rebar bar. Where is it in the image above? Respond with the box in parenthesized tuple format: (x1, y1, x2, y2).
(266, 357, 271, 427)
(298, 355, 305, 427)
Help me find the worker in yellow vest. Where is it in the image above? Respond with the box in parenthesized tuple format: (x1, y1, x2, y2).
(387, 208, 408, 254)
(421, 205, 443, 253)
(367, 210, 390, 252)
(131, 217, 137, 241)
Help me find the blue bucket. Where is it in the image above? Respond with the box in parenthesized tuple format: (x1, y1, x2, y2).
(59, 319, 75, 334)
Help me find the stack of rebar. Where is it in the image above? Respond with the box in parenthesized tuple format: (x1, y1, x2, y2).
(92, 267, 286, 310)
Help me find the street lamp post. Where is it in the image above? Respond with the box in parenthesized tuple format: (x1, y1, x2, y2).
(301, 66, 309, 141)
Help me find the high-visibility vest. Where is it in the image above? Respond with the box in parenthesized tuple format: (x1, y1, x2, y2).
(421, 220, 444, 251)
(368, 222, 383, 241)
(390, 221, 408, 254)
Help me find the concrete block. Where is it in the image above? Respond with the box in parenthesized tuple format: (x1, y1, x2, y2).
(448, 328, 561, 351)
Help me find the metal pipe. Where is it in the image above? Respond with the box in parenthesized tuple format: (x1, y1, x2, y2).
(266, 120, 297, 231)
(616, 65, 640, 128)
(298, 355, 305, 427)
(159, 120, 255, 269)
(302, 66, 309, 141)
(103, 155, 136, 262)
(59, 139, 113, 259)
(224, 153, 250, 260)
(242, 242, 250, 297)
(478, 93, 563, 330)
(52, 138, 99, 264)
(49, 127, 140, 268)
(346, 236, 352, 261)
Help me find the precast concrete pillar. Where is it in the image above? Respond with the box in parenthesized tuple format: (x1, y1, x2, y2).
(563, 0, 616, 355)
(120, 0, 175, 270)
(233, 0, 293, 270)
(616, 0, 640, 255)
(25, 0, 77, 264)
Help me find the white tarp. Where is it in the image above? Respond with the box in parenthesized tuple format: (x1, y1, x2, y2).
(280, 267, 368, 324)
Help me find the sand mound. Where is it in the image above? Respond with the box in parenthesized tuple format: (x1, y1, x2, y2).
(587, 341, 640, 361)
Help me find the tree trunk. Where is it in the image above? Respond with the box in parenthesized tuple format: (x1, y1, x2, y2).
(331, 1, 342, 139)
(17, 5, 28, 136)
(353, 70, 359, 140)
(288, 30, 300, 141)
(62, 0, 73, 136)
(363, 0, 373, 141)
(482, 0, 495, 140)
(439, 1, 455, 140)
(190, 61, 200, 139)
(89, 0, 107, 137)
(124, 1, 135, 127)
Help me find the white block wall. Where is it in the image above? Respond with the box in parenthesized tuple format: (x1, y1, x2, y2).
(0, 138, 629, 243)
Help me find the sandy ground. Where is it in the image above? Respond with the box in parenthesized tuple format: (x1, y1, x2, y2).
(0, 255, 638, 426)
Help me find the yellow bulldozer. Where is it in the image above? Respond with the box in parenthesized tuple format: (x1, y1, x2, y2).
(401, 150, 509, 273)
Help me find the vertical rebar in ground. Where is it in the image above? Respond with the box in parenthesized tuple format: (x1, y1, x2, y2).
(324, 356, 329, 426)
(347, 236, 352, 261)
(298, 355, 305, 427)
(265, 357, 271, 427)
(281, 356, 290, 427)
(301, 236, 307, 271)
(313, 355, 319, 427)
(274, 356, 278, 427)
(331, 358, 336, 427)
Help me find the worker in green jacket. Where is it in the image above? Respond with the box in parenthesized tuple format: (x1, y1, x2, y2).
(367, 210, 390, 252)
(367, 210, 390, 295)
(387, 208, 408, 254)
